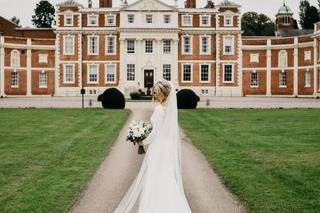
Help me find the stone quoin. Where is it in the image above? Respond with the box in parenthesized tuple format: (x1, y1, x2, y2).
(0, 0, 319, 97)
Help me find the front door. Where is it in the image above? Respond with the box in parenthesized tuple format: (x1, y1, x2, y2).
(144, 69, 154, 89)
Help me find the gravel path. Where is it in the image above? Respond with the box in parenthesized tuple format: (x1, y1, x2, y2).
(70, 103, 245, 213)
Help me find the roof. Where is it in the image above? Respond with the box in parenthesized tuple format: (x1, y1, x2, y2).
(57, 0, 83, 8)
(277, 3, 293, 15)
(217, 0, 240, 8)
(278, 29, 314, 37)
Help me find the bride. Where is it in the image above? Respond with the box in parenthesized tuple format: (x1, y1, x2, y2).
(114, 80, 192, 213)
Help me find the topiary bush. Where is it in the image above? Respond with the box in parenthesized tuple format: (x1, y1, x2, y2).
(130, 91, 141, 100)
(97, 88, 125, 109)
(177, 89, 200, 109)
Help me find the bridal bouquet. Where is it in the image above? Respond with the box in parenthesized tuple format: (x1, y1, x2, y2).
(127, 120, 153, 155)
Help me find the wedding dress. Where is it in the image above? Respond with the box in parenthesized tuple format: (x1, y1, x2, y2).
(114, 82, 192, 213)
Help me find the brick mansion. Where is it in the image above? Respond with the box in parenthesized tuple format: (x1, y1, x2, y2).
(0, 0, 320, 97)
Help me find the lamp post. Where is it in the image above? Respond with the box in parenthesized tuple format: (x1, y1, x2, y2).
(80, 80, 85, 109)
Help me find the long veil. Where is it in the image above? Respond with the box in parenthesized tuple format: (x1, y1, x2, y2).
(113, 82, 185, 213)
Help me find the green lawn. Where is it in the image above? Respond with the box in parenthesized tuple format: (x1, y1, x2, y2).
(0, 109, 129, 213)
(179, 109, 320, 213)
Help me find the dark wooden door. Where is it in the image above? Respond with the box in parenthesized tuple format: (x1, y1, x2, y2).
(144, 69, 154, 88)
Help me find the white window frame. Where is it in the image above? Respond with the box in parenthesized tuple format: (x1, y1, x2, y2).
(163, 39, 171, 54)
(88, 14, 99, 27)
(10, 50, 20, 68)
(105, 35, 116, 55)
(305, 68, 311, 87)
(182, 63, 193, 83)
(105, 63, 117, 83)
(127, 14, 135, 24)
(223, 64, 234, 83)
(145, 14, 153, 24)
(39, 70, 48, 88)
(279, 70, 287, 88)
(200, 35, 211, 55)
(224, 14, 233, 26)
(163, 64, 171, 81)
(182, 14, 192, 26)
(304, 50, 311, 61)
(87, 64, 99, 84)
(199, 63, 211, 83)
(105, 14, 116, 26)
(250, 53, 259, 63)
(88, 35, 99, 55)
(200, 14, 210, 27)
(250, 70, 259, 88)
(63, 64, 75, 84)
(278, 50, 288, 68)
(223, 35, 234, 55)
(11, 70, 19, 88)
(39, 54, 48, 64)
(182, 35, 193, 55)
(145, 40, 153, 54)
(63, 35, 74, 55)
(64, 14, 73, 27)
(163, 14, 171, 24)
(127, 64, 135, 81)
(127, 39, 135, 53)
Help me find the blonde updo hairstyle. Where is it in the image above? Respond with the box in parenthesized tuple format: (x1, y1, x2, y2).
(152, 80, 172, 104)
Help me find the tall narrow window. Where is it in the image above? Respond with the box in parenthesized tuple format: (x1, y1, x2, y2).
(278, 50, 288, 68)
(106, 36, 115, 54)
(11, 50, 20, 68)
(11, 71, 19, 87)
(250, 71, 258, 87)
(39, 71, 47, 88)
(88, 36, 99, 55)
(182, 15, 192, 26)
(88, 14, 98, 26)
(163, 39, 171, 53)
(224, 15, 233, 26)
(64, 64, 74, 83)
(183, 36, 192, 54)
(145, 40, 153, 53)
(106, 15, 115, 26)
(127, 64, 135, 81)
(183, 64, 192, 82)
(88, 64, 98, 83)
(127, 40, 135, 53)
(105, 64, 116, 83)
(164, 15, 171, 23)
(64, 36, 74, 55)
(163, 64, 171, 81)
(224, 36, 233, 55)
(305, 69, 311, 87)
(200, 64, 210, 82)
(224, 64, 233, 82)
(200, 36, 210, 54)
(200, 15, 210, 26)
(146, 14, 153, 23)
(65, 14, 73, 26)
(128, 14, 135, 23)
(279, 70, 287, 87)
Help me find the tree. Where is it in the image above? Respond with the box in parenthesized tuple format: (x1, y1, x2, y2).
(241, 12, 275, 36)
(299, 0, 320, 29)
(10, 16, 21, 27)
(293, 19, 299, 29)
(32, 0, 55, 28)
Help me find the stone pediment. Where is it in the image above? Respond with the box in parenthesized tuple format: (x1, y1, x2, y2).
(121, 0, 176, 11)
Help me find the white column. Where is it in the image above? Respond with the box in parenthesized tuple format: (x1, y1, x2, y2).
(136, 38, 142, 88)
(119, 38, 125, 88)
(54, 33, 60, 96)
(155, 38, 162, 82)
(266, 39, 272, 96)
(293, 37, 298, 96)
(0, 36, 4, 97)
(26, 38, 32, 96)
(238, 35, 243, 96)
(172, 38, 179, 87)
(314, 38, 318, 95)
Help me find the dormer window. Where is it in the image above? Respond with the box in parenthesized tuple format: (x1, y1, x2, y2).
(146, 14, 153, 24)
(182, 15, 192, 26)
(200, 15, 210, 27)
(88, 14, 98, 26)
(224, 15, 233, 26)
(64, 14, 73, 26)
(128, 14, 135, 23)
(106, 14, 115, 26)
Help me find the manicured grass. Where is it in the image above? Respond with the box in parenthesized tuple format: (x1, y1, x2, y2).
(179, 109, 320, 213)
(0, 109, 129, 213)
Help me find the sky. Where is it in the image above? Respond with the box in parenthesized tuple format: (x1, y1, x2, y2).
(0, 0, 318, 27)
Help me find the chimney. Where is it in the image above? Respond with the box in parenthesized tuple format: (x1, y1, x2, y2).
(185, 0, 196, 8)
(100, 0, 113, 8)
(204, 0, 214, 8)
(88, 0, 92, 8)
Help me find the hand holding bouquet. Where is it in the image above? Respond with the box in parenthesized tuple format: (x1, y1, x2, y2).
(127, 120, 153, 155)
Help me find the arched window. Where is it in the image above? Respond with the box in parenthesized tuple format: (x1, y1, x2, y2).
(11, 50, 20, 68)
(278, 50, 288, 68)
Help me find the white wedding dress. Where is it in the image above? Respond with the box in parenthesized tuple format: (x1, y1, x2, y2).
(114, 83, 192, 213)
